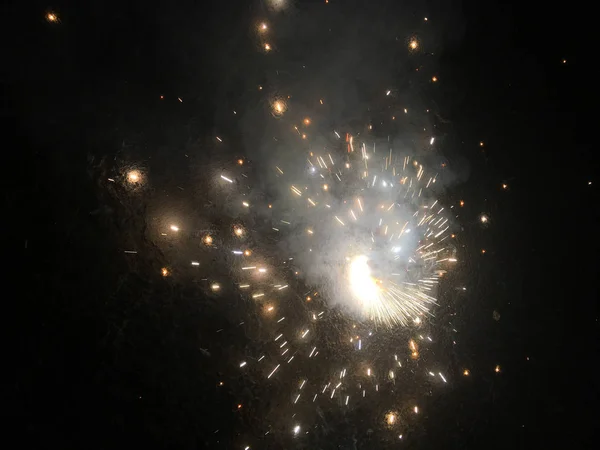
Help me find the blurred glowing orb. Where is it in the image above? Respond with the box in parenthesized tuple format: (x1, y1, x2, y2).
(46, 12, 58, 23)
(170, 225, 180, 232)
(386, 412, 397, 425)
(127, 170, 141, 183)
(271, 99, 287, 116)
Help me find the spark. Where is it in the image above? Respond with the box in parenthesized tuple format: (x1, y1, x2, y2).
(221, 175, 234, 183)
(267, 364, 280, 378)
(161, 267, 169, 277)
(170, 225, 179, 232)
(46, 12, 58, 23)
(211, 283, 220, 291)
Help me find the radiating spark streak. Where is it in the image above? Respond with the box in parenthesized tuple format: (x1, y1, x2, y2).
(335, 216, 345, 226)
(221, 175, 233, 183)
(267, 365, 280, 378)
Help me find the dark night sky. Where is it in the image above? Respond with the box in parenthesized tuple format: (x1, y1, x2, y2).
(5, 1, 594, 449)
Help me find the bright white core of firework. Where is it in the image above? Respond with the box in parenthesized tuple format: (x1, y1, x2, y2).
(349, 255, 379, 308)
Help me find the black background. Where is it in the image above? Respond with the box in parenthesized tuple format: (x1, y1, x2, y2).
(5, 0, 594, 448)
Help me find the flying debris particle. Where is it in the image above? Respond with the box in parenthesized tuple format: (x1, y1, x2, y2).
(170, 225, 179, 232)
(463, 369, 470, 376)
(211, 283, 220, 291)
(386, 90, 391, 96)
(161, 268, 169, 277)
(216, 136, 222, 142)
(46, 12, 58, 22)
(432, 76, 438, 82)
(239, 361, 247, 368)
(479, 141, 484, 147)
(191, 261, 199, 266)
(430, 137, 435, 145)
(221, 175, 233, 183)
(293, 425, 300, 435)
(495, 365, 501, 373)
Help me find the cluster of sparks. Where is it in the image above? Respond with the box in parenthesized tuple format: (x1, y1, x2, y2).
(104, 3, 510, 447)
(282, 142, 455, 327)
